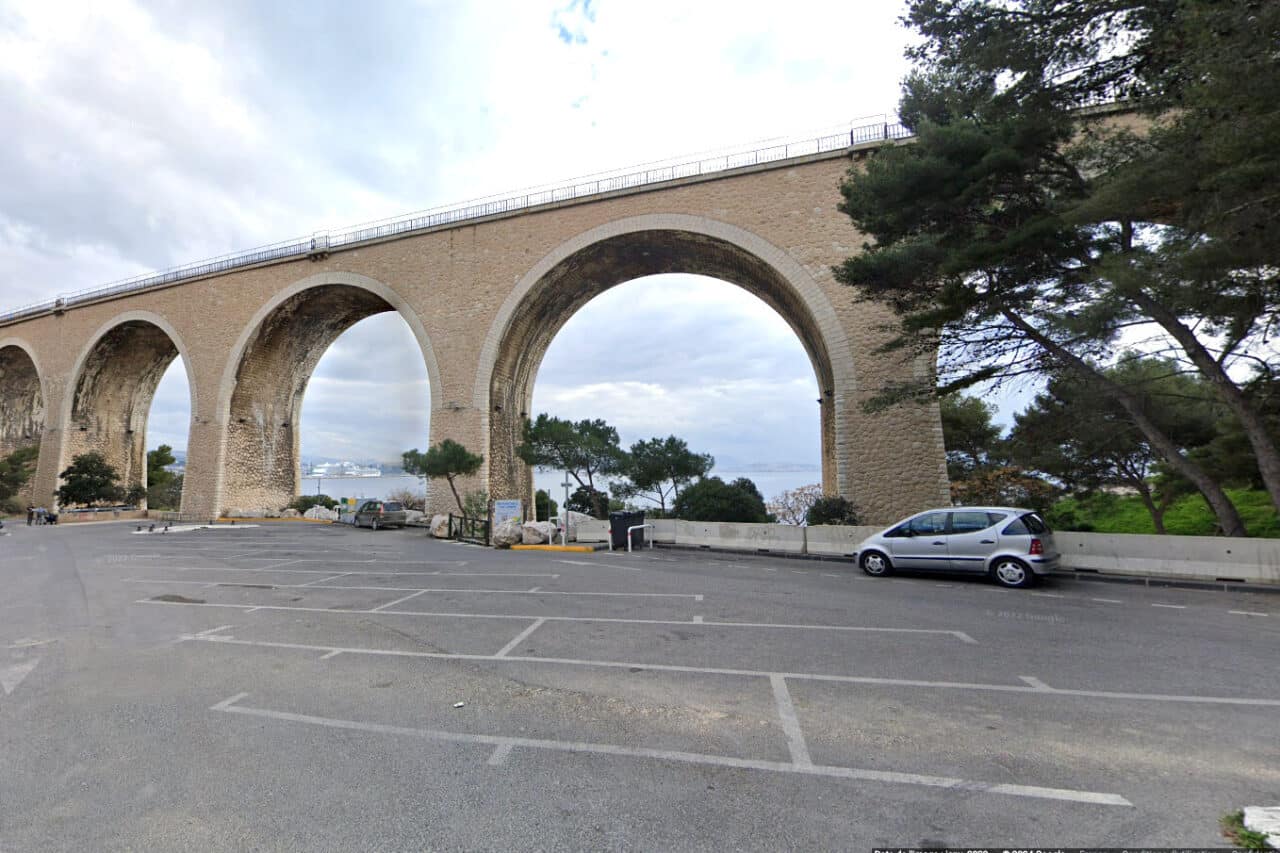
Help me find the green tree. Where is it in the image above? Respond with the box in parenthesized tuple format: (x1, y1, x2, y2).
(614, 435, 714, 513)
(148, 474, 184, 512)
(142, 445, 178, 509)
(673, 476, 769, 523)
(57, 452, 124, 507)
(0, 445, 39, 510)
(939, 394, 1004, 480)
(403, 440, 484, 516)
(565, 485, 609, 517)
(834, 0, 1280, 535)
(534, 488, 558, 522)
(517, 415, 626, 502)
(806, 495, 862, 526)
(1009, 357, 1220, 533)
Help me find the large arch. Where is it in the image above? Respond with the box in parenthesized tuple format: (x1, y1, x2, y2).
(475, 214, 851, 505)
(215, 272, 439, 513)
(60, 311, 196, 508)
(0, 337, 46, 505)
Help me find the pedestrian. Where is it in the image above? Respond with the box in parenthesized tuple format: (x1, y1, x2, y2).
(26, 506, 33, 526)
(35, 506, 46, 525)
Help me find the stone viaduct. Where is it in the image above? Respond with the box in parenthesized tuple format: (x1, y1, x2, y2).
(0, 125, 951, 523)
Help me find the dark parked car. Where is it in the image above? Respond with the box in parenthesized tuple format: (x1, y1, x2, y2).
(353, 500, 408, 530)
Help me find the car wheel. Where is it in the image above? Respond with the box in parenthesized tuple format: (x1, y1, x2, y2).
(991, 557, 1035, 589)
(860, 550, 892, 577)
(371, 518, 380, 531)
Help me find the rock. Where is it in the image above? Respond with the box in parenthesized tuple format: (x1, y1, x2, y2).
(303, 505, 337, 521)
(404, 510, 425, 525)
(264, 508, 282, 518)
(228, 507, 266, 519)
(1244, 806, 1280, 848)
(492, 517, 523, 548)
(522, 521, 556, 545)
(430, 514, 451, 538)
(281, 508, 301, 518)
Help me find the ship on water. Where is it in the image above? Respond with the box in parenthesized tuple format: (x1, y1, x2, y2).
(305, 461, 382, 478)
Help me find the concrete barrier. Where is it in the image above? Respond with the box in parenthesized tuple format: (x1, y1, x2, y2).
(538, 517, 1280, 586)
(1057, 531, 1280, 584)
(804, 525, 879, 556)
(58, 508, 147, 524)
(674, 520, 806, 552)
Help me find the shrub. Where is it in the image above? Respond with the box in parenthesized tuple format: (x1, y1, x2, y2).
(807, 496, 861, 526)
(290, 494, 337, 513)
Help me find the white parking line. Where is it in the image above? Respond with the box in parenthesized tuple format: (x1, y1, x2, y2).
(1151, 604, 1187, 610)
(122, 578, 702, 600)
(139, 597, 976, 642)
(1228, 610, 1269, 617)
(556, 560, 640, 572)
(188, 634, 1280, 708)
(770, 675, 812, 768)
(495, 619, 546, 658)
(371, 590, 430, 612)
(167, 566, 555, 578)
(1029, 592, 1064, 599)
(1091, 598, 1124, 604)
(210, 693, 1131, 806)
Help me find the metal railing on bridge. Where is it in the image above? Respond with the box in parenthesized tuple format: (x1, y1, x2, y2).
(0, 117, 911, 326)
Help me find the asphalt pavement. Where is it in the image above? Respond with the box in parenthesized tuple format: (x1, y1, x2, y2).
(1, 520, 1277, 851)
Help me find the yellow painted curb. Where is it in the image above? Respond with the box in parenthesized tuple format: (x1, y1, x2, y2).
(510, 544, 597, 553)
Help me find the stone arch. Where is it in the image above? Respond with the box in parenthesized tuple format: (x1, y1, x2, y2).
(215, 271, 439, 513)
(475, 214, 853, 504)
(60, 310, 196, 507)
(0, 337, 47, 504)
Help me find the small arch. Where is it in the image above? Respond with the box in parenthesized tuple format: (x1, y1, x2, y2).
(59, 311, 196, 506)
(476, 215, 852, 504)
(214, 272, 439, 513)
(0, 337, 47, 505)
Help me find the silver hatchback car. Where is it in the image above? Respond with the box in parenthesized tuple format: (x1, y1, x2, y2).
(854, 506, 1061, 588)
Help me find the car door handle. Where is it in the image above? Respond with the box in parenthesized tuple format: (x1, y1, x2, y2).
(932, 540, 946, 546)
(980, 539, 995, 544)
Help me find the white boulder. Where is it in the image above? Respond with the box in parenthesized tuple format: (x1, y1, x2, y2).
(522, 521, 557, 545)
(430, 514, 451, 538)
(303, 505, 337, 521)
(404, 510, 426, 525)
(281, 508, 301, 518)
(492, 517, 523, 548)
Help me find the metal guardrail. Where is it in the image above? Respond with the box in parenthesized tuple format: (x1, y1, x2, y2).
(0, 118, 910, 326)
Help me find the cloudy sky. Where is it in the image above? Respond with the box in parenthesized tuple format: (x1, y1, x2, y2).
(1, 0, 945, 473)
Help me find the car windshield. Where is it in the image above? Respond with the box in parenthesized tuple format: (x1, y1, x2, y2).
(383, 502, 403, 512)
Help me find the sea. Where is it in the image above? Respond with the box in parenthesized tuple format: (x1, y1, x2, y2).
(300, 469, 822, 507)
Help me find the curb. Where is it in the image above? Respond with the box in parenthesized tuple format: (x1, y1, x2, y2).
(649, 542, 1280, 595)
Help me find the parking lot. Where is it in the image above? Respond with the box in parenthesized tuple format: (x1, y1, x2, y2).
(2, 520, 1278, 850)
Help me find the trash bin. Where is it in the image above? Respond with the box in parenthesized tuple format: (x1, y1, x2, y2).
(609, 510, 646, 549)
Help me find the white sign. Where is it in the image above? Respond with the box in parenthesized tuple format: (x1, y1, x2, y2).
(493, 499, 522, 525)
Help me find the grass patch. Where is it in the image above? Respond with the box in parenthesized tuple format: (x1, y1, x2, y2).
(1047, 488, 1280, 537)
(1221, 810, 1272, 849)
